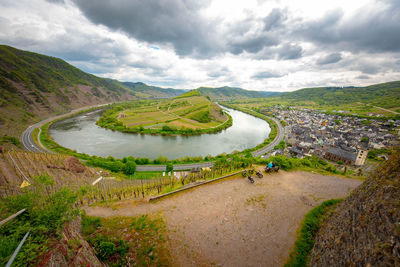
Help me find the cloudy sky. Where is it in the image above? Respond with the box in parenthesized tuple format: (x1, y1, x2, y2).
(1, 0, 399, 91)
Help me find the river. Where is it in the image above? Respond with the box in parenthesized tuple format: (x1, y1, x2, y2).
(49, 107, 270, 160)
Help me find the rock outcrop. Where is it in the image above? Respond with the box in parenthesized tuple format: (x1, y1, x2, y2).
(311, 149, 400, 266)
(38, 216, 103, 266)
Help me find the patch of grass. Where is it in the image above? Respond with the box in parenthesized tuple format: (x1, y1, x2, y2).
(284, 199, 343, 267)
(130, 171, 164, 180)
(0, 134, 22, 148)
(246, 195, 266, 208)
(0, 175, 78, 266)
(82, 214, 170, 266)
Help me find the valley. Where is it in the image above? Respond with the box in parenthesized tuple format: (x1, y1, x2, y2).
(0, 44, 399, 267)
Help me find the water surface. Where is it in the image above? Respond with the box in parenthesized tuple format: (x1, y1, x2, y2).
(50, 107, 270, 160)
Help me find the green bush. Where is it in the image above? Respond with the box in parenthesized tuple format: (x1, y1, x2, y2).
(123, 160, 137, 175)
(98, 241, 116, 260)
(0, 177, 78, 266)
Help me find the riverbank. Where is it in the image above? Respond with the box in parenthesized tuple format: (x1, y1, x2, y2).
(22, 102, 283, 175)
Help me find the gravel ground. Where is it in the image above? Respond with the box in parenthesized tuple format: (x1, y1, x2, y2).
(85, 169, 362, 267)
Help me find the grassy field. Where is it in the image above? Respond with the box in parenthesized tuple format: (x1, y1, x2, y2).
(118, 94, 228, 130)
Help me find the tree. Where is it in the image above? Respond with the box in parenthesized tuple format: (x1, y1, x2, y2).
(123, 161, 136, 175)
(166, 162, 173, 173)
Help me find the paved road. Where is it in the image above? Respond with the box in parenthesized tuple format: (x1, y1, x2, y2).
(21, 105, 284, 171)
(252, 116, 284, 157)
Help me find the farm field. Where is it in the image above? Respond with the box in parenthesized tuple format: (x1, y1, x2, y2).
(118, 94, 228, 130)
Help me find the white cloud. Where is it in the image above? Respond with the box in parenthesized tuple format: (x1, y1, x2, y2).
(0, 0, 399, 92)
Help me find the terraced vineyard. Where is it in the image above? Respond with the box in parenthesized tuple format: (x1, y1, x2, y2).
(0, 150, 100, 195)
(0, 150, 249, 205)
(119, 94, 228, 130)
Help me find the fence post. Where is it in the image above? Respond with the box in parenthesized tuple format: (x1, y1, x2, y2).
(5, 231, 30, 267)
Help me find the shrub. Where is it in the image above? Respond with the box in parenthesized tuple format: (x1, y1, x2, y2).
(123, 161, 136, 175)
(0, 179, 78, 266)
(98, 241, 116, 260)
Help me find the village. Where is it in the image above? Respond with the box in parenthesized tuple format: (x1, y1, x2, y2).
(266, 106, 399, 167)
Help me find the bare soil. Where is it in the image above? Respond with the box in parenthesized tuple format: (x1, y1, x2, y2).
(85, 169, 362, 267)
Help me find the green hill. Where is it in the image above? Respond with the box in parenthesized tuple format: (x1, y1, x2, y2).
(0, 45, 138, 137)
(197, 86, 280, 100)
(122, 82, 187, 99)
(280, 81, 400, 109)
(97, 94, 232, 135)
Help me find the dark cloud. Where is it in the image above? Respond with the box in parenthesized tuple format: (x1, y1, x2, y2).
(251, 71, 285, 79)
(227, 9, 287, 56)
(263, 8, 287, 31)
(72, 0, 217, 57)
(359, 64, 380, 75)
(208, 67, 231, 78)
(356, 75, 370, 80)
(277, 43, 302, 60)
(316, 52, 342, 65)
(228, 34, 278, 55)
(297, 1, 400, 53)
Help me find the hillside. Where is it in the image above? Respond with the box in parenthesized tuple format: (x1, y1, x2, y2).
(310, 149, 400, 266)
(0, 45, 139, 138)
(197, 86, 280, 100)
(122, 82, 187, 99)
(280, 81, 400, 109)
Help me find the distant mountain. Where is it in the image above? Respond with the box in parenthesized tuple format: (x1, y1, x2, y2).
(122, 82, 187, 99)
(280, 81, 400, 108)
(0, 45, 136, 137)
(197, 86, 280, 100)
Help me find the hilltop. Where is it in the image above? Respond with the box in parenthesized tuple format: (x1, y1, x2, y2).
(280, 81, 400, 110)
(122, 82, 187, 99)
(197, 86, 280, 100)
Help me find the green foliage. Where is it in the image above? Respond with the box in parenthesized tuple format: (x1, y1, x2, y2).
(367, 148, 391, 160)
(188, 109, 211, 123)
(173, 89, 201, 98)
(0, 177, 78, 266)
(82, 215, 169, 266)
(274, 140, 286, 150)
(166, 163, 173, 173)
(361, 137, 368, 143)
(0, 134, 22, 148)
(123, 160, 137, 175)
(98, 241, 116, 260)
(285, 199, 343, 267)
(81, 215, 102, 236)
(255, 155, 337, 175)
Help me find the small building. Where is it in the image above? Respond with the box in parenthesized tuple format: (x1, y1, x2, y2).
(324, 147, 367, 166)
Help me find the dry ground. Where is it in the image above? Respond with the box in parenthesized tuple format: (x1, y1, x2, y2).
(85, 169, 362, 267)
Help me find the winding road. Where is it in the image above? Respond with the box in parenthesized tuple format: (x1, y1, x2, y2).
(21, 104, 284, 171)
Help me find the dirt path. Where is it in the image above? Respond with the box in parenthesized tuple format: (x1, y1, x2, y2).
(85, 170, 362, 267)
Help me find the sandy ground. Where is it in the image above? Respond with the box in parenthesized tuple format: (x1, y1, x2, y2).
(85, 169, 362, 267)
